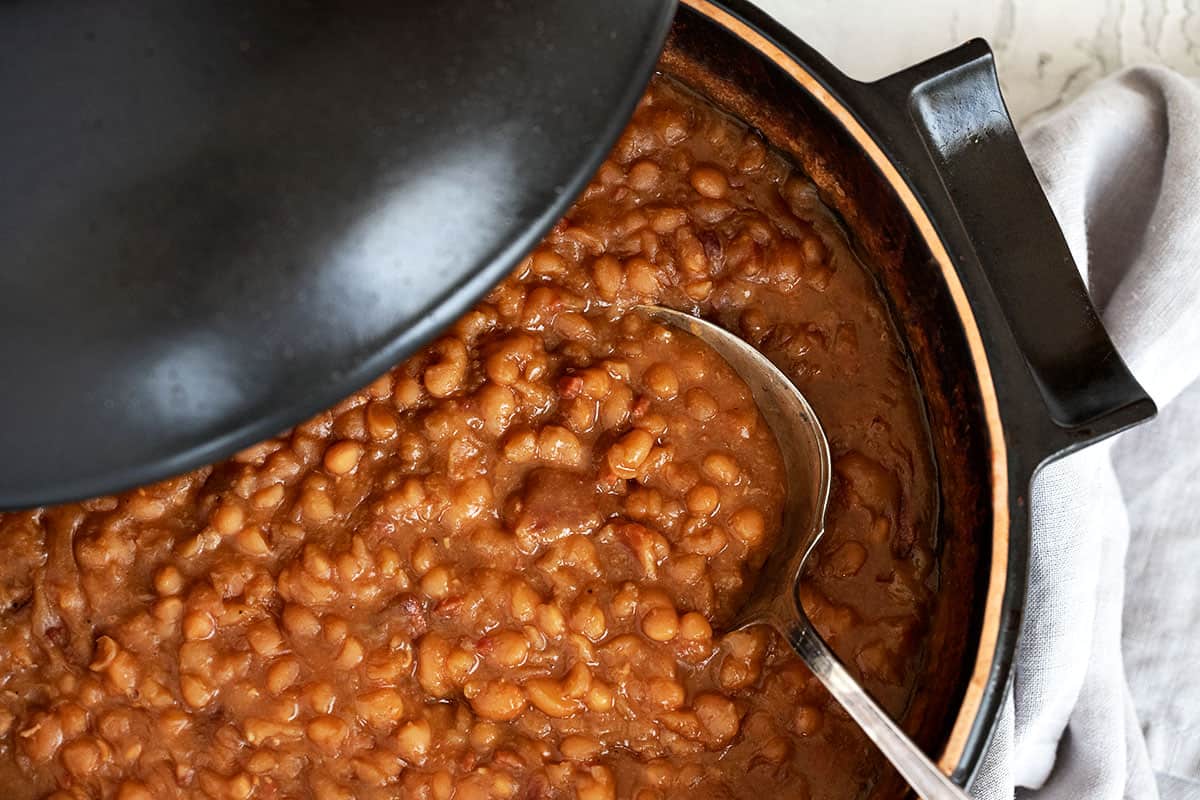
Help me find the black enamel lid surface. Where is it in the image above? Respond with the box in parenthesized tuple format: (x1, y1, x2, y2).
(0, 0, 677, 508)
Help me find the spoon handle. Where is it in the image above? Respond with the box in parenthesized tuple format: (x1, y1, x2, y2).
(786, 620, 972, 800)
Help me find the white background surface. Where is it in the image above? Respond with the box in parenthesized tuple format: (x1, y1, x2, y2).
(753, 0, 1200, 127)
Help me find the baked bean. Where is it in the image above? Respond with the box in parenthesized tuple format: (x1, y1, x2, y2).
(578, 766, 617, 800)
(478, 383, 517, 437)
(0, 74, 933, 800)
(357, 688, 405, 729)
(561, 734, 603, 761)
(502, 428, 537, 463)
(212, 503, 245, 536)
(628, 159, 662, 192)
(266, 657, 301, 695)
(643, 363, 679, 400)
(301, 489, 335, 522)
(323, 440, 363, 475)
(641, 607, 679, 642)
(694, 693, 741, 745)
(306, 715, 349, 753)
(585, 682, 615, 713)
(360, 401, 397, 441)
(690, 165, 729, 199)
(607, 429, 655, 479)
(530, 249, 566, 278)
(685, 484, 720, 516)
(525, 678, 580, 719)
(180, 675, 214, 709)
(479, 631, 529, 668)
(684, 387, 719, 421)
(571, 597, 609, 642)
(424, 338, 469, 398)
(465, 680, 526, 721)
(626, 257, 660, 297)
(702, 453, 740, 484)
(251, 483, 285, 509)
(395, 718, 432, 763)
(592, 256, 625, 301)
(182, 610, 215, 641)
(234, 525, 270, 556)
(419, 565, 452, 599)
(537, 425, 583, 467)
(678, 612, 713, 643)
(685, 279, 714, 302)
(729, 508, 766, 546)
(116, 783, 154, 800)
(154, 565, 184, 596)
(307, 682, 338, 715)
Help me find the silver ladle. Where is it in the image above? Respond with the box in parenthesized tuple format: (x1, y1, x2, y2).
(640, 306, 970, 800)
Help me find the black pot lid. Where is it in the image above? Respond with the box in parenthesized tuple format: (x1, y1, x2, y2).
(0, 0, 677, 509)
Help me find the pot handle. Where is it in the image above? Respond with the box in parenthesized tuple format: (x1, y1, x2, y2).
(851, 40, 1155, 461)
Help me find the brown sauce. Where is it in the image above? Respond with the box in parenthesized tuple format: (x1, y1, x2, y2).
(0, 76, 936, 800)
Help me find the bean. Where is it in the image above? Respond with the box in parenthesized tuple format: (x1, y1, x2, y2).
(306, 715, 349, 753)
(685, 484, 720, 516)
(395, 719, 432, 763)
(685, 387, 718, 421)
(730, 508, 766, 546)
(211, 503, 244, 536)
(180, 675, 214, 709)
(424, 338, 468, 398)
(537, 425, 583, 467)
(365, 402, 398, 440)
(702, 453, 740, 484)
(643, 363, 679, 401)
(266, 657, 301, 695)
(678, 612, 713, 643)
(323, 441, 363, 475)
(627, 160, 662, 192)
(479, 631, 529, 668)
(641, 607, 679, 642)
(465, 680, 526, 721)
(357, 688, 405, 728)
(60, 736, 102, 777)
(182, 610, 214, 641)
(524, 678, 579, 719)
(607, 430, 655, 479)
(154, 566, 184, 596)
(690, 165, 729, 199)
(593, 256, 625, 301)
(626, 258, 660, 297)
(478, 383, 517, 437)
(694, 693, 741, 745)
(561, 734, 602, 761)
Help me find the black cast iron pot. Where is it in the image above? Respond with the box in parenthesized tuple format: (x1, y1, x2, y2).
(0, 1, 1156, 795)
(662, 1, 1155, 792)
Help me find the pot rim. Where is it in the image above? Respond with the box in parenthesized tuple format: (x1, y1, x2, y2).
(679, 0, 1012, 777)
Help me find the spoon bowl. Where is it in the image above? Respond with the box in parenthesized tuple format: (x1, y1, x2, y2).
(639, 305, 970, 800)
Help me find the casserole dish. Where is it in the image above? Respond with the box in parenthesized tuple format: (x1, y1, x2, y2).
(0, 1, 1155, 796)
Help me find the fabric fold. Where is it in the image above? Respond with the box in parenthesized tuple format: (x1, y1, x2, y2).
(974, 66, 1200, 800)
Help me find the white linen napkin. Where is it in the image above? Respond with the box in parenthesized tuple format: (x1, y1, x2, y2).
(972, 66, 1200, 800)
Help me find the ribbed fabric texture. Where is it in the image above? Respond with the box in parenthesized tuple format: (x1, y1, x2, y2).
(973, 66, 1200, 800)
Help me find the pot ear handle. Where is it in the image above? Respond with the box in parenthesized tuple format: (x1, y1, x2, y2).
(855, 40, 1155, 461)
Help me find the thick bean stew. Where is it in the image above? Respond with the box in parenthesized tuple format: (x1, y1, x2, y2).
(0, 77, 936, 799)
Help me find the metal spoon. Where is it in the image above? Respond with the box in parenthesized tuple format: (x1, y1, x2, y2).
(639, 306, 970, 800)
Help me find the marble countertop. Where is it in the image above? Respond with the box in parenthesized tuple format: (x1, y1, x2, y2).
(753, 0, 1200, 127)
